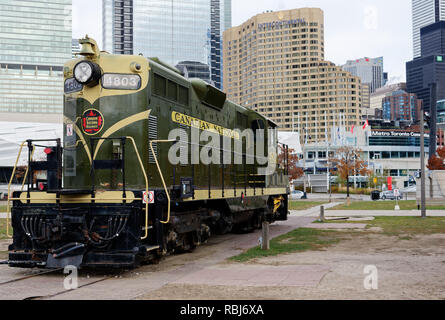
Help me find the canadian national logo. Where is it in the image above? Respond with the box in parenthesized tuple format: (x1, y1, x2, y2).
(81, 109, 104, 135)
(171, 111, 240, 140)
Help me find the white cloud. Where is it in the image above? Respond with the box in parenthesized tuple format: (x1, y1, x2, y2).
(72, 0, 102, 48)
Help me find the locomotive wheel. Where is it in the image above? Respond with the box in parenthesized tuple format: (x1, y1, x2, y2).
(174, 232, 196, 253)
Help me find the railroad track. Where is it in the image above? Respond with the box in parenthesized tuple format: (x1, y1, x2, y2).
(0, 268, 63, 286)
(23, 275, 117, 300)
(0, 264, 123, 300)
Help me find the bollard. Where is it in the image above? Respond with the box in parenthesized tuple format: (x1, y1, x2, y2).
(261, 221, 270, 250)
(319, 205, 325, 222)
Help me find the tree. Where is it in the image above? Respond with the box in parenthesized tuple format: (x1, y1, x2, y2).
(278, 146, 304, 181)
(329, 146, 371, 203)
(427, 146, 445, 170)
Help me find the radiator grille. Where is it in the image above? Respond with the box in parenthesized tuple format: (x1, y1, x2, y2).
(179, 124, 188, 165)
(148, 115, 158, 164)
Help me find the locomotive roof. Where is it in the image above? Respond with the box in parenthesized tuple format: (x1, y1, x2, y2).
(147, 57, 277, 128)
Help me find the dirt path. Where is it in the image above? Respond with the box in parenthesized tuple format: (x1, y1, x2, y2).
(139, 232, 445, 300)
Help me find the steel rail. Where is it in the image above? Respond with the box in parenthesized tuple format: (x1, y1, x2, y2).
(0, 268, 63, 286)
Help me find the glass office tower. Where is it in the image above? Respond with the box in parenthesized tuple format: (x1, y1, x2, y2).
(342, 57, 384, 93)
(0, 0, 72, 114)
(412, 0, 445, 58)
(102, 0, 231, 89)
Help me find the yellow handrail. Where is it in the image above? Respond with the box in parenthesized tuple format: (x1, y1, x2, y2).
(6, 136, 157, 242)
(20, 145, 35, 191)
(125, 137, 150, 240)
(149, 139, 176, 224)
(6, 141, 29, 238)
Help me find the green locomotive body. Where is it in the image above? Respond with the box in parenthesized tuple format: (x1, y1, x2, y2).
(7, 37, 289, 269)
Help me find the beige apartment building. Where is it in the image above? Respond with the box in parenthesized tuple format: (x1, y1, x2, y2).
(223, 8, 363, 143)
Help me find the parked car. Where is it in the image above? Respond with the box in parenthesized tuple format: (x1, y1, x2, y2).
(402, 185, 416, 193)
(380, 190, 403, 200)
(289, 190, 305, 200)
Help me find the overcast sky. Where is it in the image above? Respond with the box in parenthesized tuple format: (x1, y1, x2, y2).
(73, 0, 412, 82)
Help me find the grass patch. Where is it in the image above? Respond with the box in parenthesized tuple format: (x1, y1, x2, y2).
(319, 216, 445, 239)
(230, 228, 343, 262)
(329, 200, 445, 211)
(230, 216, 445, 262)
(366, 216, 445, 237)
(0, 218, 11, 240)
(289, 201, 327, 210)
(0, 205, 7, 212)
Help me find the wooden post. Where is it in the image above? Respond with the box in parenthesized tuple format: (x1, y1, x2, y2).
(319, 205, 325, 222)
(261, 222, 270, 250)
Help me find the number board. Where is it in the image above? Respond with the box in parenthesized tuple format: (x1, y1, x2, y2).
(101, 74, 141, 90)
(64, 78, 83, 94)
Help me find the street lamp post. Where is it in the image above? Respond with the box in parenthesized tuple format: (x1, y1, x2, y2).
(420, 111, 426, 218)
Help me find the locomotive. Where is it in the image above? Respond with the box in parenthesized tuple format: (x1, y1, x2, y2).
(6, 36, 289, 269)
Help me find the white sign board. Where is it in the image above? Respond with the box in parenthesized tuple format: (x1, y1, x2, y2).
(143, 191, 155, 204)
(66, 124, 73, 137)
(394, 189, 400, 197)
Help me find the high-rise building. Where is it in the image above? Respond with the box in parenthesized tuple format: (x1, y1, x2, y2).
(72, 39, 81, 58)
(102, 0, 231, 89)
(382, 90, 422, 122)
(407, 21, 445, 113)
(421, 20, 445, 56)
(412, 0, 445, 58)
(175, 61, 213, 85)
(223, 8, 363, 143)
(437, 99, 445, 128)
(0, 0, 72, 114)
(383, 72, 389, 86)
(361, 83, 370, 109)
(342, 57, 384, 93)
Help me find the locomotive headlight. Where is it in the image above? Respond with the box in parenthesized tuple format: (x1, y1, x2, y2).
(73, 61, 101, 87)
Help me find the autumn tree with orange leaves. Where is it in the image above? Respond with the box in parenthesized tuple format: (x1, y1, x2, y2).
(427, 146, 445, 170)
(278, 146, 304, 181)
(329, 146, 371, 203)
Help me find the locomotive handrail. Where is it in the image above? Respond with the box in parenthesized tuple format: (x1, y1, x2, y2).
(90, 136, 150, 239)
(7, 138, 62, 238)
(6, 141, 26, 238)
(125, 136, 150, 240)
(149, 139, 176, 224)
(21, 144, 35, 192)
(6, 141, 36, 238)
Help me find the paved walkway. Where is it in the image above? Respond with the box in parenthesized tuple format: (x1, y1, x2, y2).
(289, 202, 340, 217)
(291, 208, 445, 217)
(172, 264, 330, 288)
(308, 223, 368, 230)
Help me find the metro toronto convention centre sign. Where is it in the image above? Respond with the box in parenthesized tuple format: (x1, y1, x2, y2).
(371, 130, 430, 138)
